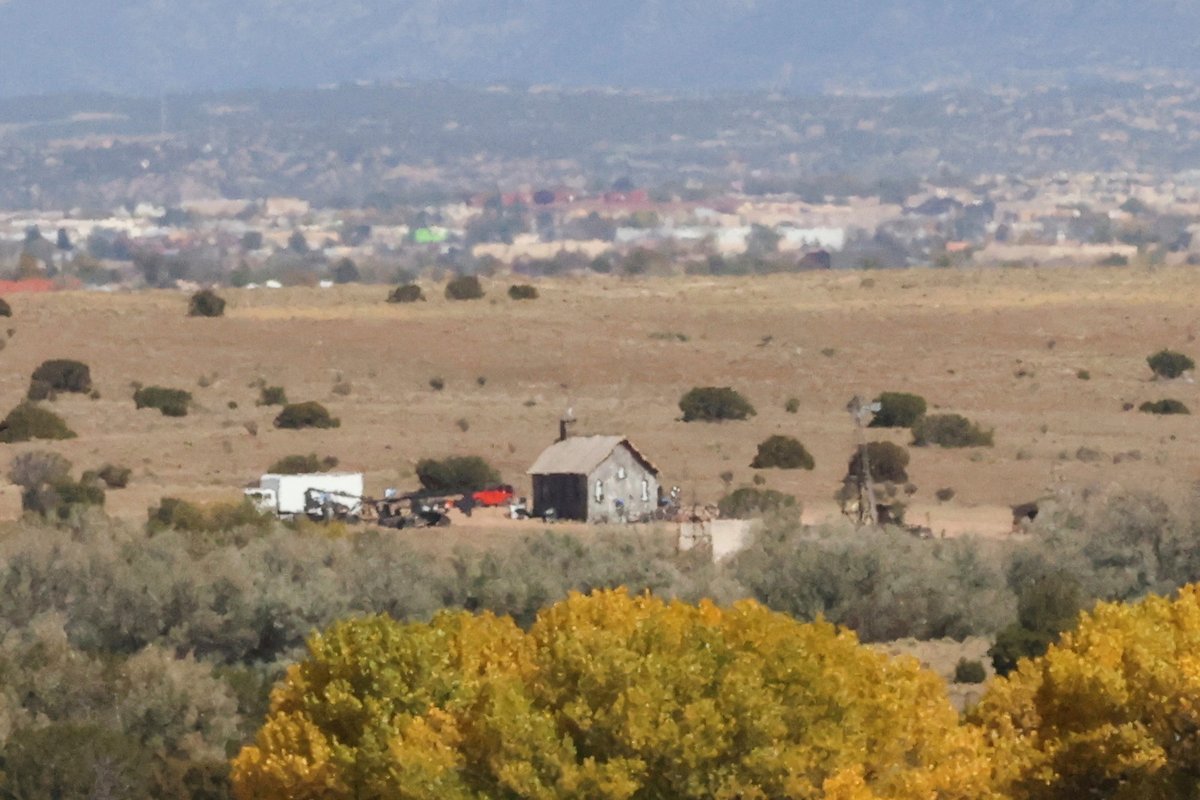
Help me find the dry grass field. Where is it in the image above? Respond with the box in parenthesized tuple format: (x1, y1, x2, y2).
(2, 266, 1198, 533)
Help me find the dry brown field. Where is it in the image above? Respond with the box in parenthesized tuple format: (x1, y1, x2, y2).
(2, 266, 1198, 534)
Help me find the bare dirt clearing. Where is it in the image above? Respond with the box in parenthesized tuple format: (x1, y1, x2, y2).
(3, 267, 1197, 534)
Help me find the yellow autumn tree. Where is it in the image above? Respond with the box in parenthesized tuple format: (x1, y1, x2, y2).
(971, 584, 1200, 799)
(233, 590, 996, 800)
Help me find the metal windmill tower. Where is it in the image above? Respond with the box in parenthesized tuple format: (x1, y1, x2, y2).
(846, 395, 882, 526)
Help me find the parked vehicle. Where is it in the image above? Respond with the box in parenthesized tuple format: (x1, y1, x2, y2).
(472, 484, 515, 507)
(245, 472, 365, 520)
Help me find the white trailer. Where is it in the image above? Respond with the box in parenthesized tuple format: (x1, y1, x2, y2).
(245, 472, 365, 519)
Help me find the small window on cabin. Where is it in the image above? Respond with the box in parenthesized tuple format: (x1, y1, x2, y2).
(595, 480, 604, 502)
(617, 466, 626, 480)
(641, 480, 650, 502)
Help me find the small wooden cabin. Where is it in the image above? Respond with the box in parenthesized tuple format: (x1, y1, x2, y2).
(527, 435, 660, 522)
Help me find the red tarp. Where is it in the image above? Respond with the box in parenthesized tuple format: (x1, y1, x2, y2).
(0, 279, 56, 294)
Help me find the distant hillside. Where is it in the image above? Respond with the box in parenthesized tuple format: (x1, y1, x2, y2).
(2, 0, 1200, 96)
(3, 76, 1200, 209)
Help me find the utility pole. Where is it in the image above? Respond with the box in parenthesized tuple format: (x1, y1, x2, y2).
(846, 396, 881, 527)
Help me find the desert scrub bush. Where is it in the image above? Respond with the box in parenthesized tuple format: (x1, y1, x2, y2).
(444, 274, 484, 300)
(89, 464, 132, 489)
(730, 523, 1013, 641)
(1076, 369, 1091, 380)
(147, 497, 273, 535)
(268, 453, 339, 474)
(257, 385, 287, 406)
(387, 283, 425, 303)
(935, 487, 956, 503)
(507, 283, 539, 300)
(0, 403, 75, 442)
(1147, 348, 1194, 379)
(187, 288, 226, 317)
(912, 413, 994, 447)
(8, 451, 72, 490)
(838, 442, 912, 524)
(8, 453, 104, 518)
(717, 487, 798, 518)
(273, 401, 340, 430)
(784, 397, 800, 414)
(1139, 398, 1190, 415)
(988, 570, 1083, 677)
(678, 386, 756, 422)
(953, 658, 987, 684)
(30, 358, 91, 396)
(750, 435, 815, 470)
(0, 297, 11, 317)
(847, 441, 910, 484)
(133, 386, 191, 417)
(415, 456, 500, 493)
(868, 391, 927, 428)
(429, 376, 445, 391)
(29, 478, 105, 519)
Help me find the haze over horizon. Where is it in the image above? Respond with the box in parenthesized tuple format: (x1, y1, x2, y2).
(2, 0, 1199, 98)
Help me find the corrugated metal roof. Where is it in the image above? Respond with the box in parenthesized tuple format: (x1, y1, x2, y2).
(527, 435, 658, 476)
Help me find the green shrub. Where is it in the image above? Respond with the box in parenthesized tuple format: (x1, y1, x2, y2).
(1, 724, 152, 800)
(912, 413, 994, 448)
(415, 456, 500, 493)
(445, 275, 484, 300)
(869, 392, 927, 428)
(332, 257, 360, 284)
(7, 452, 101, 519)
(147, 497, 272, 534)
(717, 487, 798, 518)
(21, 475, 105, 518)
(134, 386, 191, 417)
(257, 386, 287, 406)
(953, 658, 987, 684)
(507, 284, 539, 300)
(268, 453, 339, 474)
(935, 487, 956, 502)
(750, 435, 815, 470)
(989, 624, 1054, 677)
(188, 289, 226, 318)
(31, 358, 92, 394)
(273, 401, 340, 430)
(679, 386, 756, 422)
(0, 297, 11, 317)
(1147, 349, 1194, 379)
(50, 479, 105, 512)
(1139, 399, 1190, 415)
(989, 570, 1082, 676)
(847, 441, 910, 484)
(95, 463, 132, 488)
(147, 497, 206, 533)
(784, 397, 800, 414)
(26, 380, 55, 401)
(1076, 369, 1091, 380)
(387, 284, 425, 303)
(0, 403, 75, 442)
